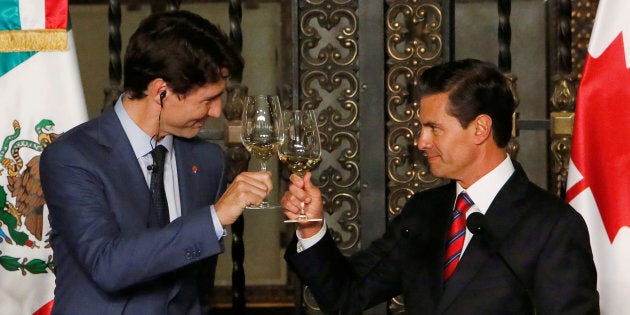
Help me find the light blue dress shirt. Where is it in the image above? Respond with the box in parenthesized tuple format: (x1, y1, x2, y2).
(114, 96, 225, 239)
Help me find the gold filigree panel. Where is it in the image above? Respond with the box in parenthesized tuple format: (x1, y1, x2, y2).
(300, 0, 360, 253)
(385, 0, 448, 219)
(385, 2, 449, 313)
(299, 1, 359, 312)
(571, 0, 598, 81)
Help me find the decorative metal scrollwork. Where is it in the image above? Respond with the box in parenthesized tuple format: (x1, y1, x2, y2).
(571, 0, 597, 80)
(385, 1, 448, 313)
(297, 1, 359, 311)
(300, 8, 358, 67)
(386, 3, 443, 62)
(385, 0, 447, 221)
(300, 0, 360, 256)
(546, 0, 597, 198)
(549, 0, 597, 198)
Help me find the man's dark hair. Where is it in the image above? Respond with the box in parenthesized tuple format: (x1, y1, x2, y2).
(417, 59, 515, 148)
(123, 10, 244, 99)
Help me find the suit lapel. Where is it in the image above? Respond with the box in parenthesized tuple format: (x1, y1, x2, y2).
(437, 234, 491, 313)
(96, 109, 153, 224)
(482, 163, 530, 245)
(175, 139, 194, 215)
(399, 182, 455, 311)
(436, 162, 531, 313)
(174, 138, 211, 216)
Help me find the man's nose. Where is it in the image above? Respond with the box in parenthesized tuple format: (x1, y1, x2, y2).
(207, 102, 222, 117)
(416, 130, 431, 150)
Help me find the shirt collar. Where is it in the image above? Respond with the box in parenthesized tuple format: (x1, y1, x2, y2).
(114, 95, 174, 158)
(456, 155, 515, 213)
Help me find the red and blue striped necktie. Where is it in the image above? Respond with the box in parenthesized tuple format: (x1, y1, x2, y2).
(444, 192, 473, 281)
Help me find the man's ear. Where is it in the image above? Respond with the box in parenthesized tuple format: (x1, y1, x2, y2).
(472, 114, 492, 144)
(148, 78, 169, 104)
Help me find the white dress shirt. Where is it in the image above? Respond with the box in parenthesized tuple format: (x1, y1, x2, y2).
(297, 155, 515, 253)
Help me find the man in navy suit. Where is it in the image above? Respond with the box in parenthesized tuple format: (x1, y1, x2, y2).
(40, 11, 272, 314)
(281, 59, 599, 314)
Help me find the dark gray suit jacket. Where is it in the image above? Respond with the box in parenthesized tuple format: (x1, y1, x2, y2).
(285, 163, 599, 314)
(41, 108, 225, 314)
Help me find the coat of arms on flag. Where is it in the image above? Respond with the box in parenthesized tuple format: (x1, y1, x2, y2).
(1, 119, 59, 251)
(0, 1, 87, 313)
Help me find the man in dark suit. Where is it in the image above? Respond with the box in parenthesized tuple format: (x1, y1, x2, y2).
(281, 59, 599, 314)
(40, 11, 272, 314)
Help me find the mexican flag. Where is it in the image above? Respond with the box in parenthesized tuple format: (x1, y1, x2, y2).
(566, 0, 630, 313)
(0, 1, 87, 314)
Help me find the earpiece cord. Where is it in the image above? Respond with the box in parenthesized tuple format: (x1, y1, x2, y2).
(150, 92, 165, 149)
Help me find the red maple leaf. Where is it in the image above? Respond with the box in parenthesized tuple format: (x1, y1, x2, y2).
(568, 34, 630, 243)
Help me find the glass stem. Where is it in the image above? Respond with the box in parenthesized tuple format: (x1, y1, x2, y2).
(259, 160, 270, 206)
(259, 160, 268, 172)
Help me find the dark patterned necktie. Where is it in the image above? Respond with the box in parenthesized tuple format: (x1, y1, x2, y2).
(444, 192, 473, 281)
(150, 145, 169, 227)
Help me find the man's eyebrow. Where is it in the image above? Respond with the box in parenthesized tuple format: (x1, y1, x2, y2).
(205, 91, 224, 101)
(421, 121, 439, 128)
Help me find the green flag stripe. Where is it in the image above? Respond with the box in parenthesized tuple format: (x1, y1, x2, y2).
(0, 0, 21, 31)
(0, 51, 36, 77)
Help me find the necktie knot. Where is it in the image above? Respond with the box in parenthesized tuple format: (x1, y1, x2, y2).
(454, 191, 473, 214)
(150, 145, 168, 172)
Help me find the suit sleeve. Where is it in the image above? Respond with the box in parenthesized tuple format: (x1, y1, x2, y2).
(285, 207, 418, 313)
(533, 208, 599, 314)
(40, 141, 224, 293)
(286, 232, 401, 314)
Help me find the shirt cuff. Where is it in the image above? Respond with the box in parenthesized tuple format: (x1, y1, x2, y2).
(296, 221, 327, 253)
(210, 205, 228, 239)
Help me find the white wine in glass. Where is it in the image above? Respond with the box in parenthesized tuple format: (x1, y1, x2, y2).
(278, 109, 323, 223)
(240, 95, 284, 210)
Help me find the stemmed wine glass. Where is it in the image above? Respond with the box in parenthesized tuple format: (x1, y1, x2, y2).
(240, 95, 284, 210)
(278, 109, 322, 223)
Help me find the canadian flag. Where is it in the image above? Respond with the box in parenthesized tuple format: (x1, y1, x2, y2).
(566, 0, 630, 313)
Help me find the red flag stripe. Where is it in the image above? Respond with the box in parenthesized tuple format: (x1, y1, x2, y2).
(45, 0, 67, 29)
(566, 178, 587, 204)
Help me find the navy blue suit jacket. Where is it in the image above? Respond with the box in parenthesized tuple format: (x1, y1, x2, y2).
(285, 163, 599, 314)
(41, 108, 226, 314)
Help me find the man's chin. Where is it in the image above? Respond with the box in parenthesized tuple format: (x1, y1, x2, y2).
(173, 128, 201, 139)
(427, 164, 443, 178)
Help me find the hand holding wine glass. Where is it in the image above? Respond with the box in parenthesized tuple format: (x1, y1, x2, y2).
(240, 95, 284, 210)
(279, 109, 322, 223)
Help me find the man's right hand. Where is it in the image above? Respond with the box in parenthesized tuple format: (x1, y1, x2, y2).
(214, 171, 272, 226)
(281, 172, 324, 238)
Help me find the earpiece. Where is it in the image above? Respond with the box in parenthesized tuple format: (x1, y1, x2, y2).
(159, 91, 166, 107)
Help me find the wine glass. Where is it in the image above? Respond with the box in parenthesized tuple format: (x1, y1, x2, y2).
(240, 95, 284, 210)
(278, 109, 323, 223)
